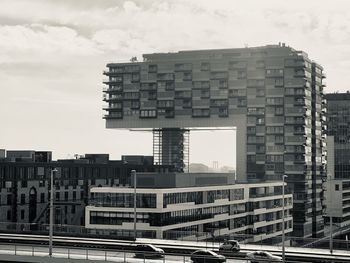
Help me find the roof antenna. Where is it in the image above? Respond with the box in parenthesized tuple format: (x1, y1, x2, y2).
(244, 43, 249, 48)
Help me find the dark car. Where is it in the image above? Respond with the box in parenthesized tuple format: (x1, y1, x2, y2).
(134, 244, 164, 258)
(191, 250, 226, 263)
(219, 240, 240, 253)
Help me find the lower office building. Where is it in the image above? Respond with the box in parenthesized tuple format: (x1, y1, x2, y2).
(85, 172, 293, 242)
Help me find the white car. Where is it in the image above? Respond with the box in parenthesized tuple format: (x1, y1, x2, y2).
(219, 240, 240, 252)
(246, 251, 282, 262)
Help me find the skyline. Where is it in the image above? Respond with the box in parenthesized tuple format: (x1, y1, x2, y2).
(1, 0, 349, 167)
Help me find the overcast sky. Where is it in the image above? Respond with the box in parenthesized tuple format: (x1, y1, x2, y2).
(1, 0, 349, 167)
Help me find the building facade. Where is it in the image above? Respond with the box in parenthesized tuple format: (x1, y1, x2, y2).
(102, 44, 327, 238)
(0, 149, 157, 230)
(324, 93, 350, 227)
(86, 173, 293, 242)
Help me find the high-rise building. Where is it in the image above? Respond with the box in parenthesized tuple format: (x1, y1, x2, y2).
(324, 93, 350, 227)
(102, 44, 327, 239)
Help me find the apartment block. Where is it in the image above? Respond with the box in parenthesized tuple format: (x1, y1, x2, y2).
(102, 44, 327, 238)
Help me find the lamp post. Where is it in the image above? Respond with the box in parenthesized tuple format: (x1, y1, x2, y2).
(49, 168, 57, 257)
(131, 170, 137, 240)
(328, 175, 333, 254)
(282, 175, 288, 263)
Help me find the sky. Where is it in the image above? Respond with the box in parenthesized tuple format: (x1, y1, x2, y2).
(1, 0, 350, 167)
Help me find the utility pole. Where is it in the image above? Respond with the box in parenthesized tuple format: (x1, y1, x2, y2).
(282, 175, 288, 263)
(49, 168, 57, 257)
(132, 170, 137, 240)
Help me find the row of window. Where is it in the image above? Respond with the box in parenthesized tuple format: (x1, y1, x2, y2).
(163, 189, 244, 207)
(90, 193, 156, 208)
(109, 60, 315, 75)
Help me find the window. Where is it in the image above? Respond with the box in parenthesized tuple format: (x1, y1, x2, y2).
(201, 90, 210, 98)
(148, 64, 157, 73)
(123, 92, 139, 100)
(140, 110, 157, 118)
(7, 194, 12, 205)
(257, 117, 265, 125)
(275, 107, 284, 115)
(39, 180, 45, 187)
(267, 97, 284, 105)
(201, 62, 210, 71)
(40, 193, 45, 203)
(131, 73, 140, 82)
(257, 88, 265, 97)
(55, 192, 60, 201)
(20, 194, 25, 205)
(21, 180, 27, 188)
(158, 100, 174, 108)
(335, 184, 340, 191)
(183, 72, 192, 81)
(7, 210, 11, 220)
(266, 126, 284, 134)
(219, 80, 228, 89)
(21, 210, 25, 220)
(165, 81, 174, 90)
(192, 108, 210, 117)
(219, 107, 228, 117)
(238, 97, 247, 107)
(175, 63, 192, 71)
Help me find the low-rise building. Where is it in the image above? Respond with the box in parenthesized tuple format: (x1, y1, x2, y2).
(86, 172, 293, 242)
(0, 149, 158, 229)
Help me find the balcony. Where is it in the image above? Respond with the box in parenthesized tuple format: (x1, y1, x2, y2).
(103, 87, 123, 93)
(103, 77, 123, 84)
(285, 59, 305, 68)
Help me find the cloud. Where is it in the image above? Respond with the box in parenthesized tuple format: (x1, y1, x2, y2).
(1, 0, 350, 163)
(0, 24, 101, 58)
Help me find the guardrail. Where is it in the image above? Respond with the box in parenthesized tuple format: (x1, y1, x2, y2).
(1, 242, 347, 263)
(0, 243, 250, 263)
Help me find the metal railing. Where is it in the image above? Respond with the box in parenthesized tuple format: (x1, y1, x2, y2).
(1, 221, 350, 252)
(0, 243, 246, 263)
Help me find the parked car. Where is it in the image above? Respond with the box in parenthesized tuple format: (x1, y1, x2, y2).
(134, 244, 164, 258)
(246, 251, 282, 262)
(191, 249, 226, 263)
(219, 240, 240, 252)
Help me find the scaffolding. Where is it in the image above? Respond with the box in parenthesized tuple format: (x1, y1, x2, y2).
(153, 128, 189, 173)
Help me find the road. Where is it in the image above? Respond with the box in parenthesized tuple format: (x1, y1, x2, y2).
(0, 244, 248, 263)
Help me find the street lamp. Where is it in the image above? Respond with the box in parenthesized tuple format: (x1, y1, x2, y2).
(131, 170, 137, 240)
(49, 168, 57, 257)
(328, 175, 333, 254)
(282, 174, 288, 263)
